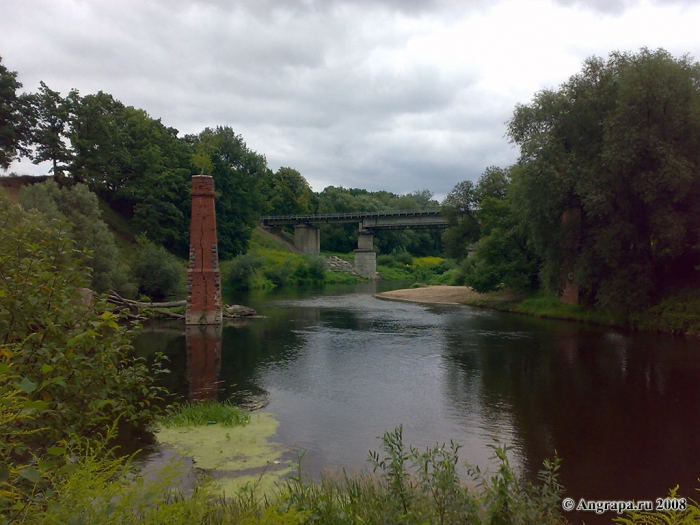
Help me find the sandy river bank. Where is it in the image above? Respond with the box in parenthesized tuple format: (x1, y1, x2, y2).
(375, 285, 485, 305)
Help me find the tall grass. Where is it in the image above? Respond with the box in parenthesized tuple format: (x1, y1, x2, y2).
(160, 401, 251, 428)
(19, 423, 699, 525)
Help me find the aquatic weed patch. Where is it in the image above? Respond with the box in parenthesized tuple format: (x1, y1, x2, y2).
(156, 412, 290, 497)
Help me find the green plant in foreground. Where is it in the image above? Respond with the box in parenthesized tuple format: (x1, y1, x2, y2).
(16, 424, 574, 525)
(160, 401, 251, 428)
(282, 426, 565, 525)
(0, 194, 165, 521)
(614, 485, 700, 525)
(468, 443, 564, 525)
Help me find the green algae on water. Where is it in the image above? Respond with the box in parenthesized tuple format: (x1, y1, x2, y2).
(156, 412, 292, 496)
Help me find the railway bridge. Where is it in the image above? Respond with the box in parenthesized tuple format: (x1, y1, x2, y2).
(260, 210, 449, 279)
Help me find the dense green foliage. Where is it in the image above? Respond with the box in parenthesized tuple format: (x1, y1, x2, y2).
(19, 179, 124, 293)
(443, 167, 540, 293)
(441, 49, 700, 324)
(317, 186, 442, 255)
(0, 56, 31, 170)
(130, 234, 186, 300)
(508, 48, 700, 311)
(227, 249, 328, 290)
(27, 81, 72, 178)
(262, 166, 316, 216)
(0, 194, 164, 519)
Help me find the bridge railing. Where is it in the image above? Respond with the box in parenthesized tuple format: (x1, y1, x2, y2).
(260, 210, 444, 225)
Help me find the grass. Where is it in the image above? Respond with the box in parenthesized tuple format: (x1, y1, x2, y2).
(160, 401, 251, 428)
(515, 293, 623, 325)
(19, 426, 573, 525)
(630, 289, 700, 335)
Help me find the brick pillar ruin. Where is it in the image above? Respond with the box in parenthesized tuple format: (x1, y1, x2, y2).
(186, 175, 223, 325)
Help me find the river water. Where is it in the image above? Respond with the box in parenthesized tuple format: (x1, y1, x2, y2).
(133, 281, 700, 523)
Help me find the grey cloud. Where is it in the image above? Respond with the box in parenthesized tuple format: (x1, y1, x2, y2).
(0, 0, 602, 197)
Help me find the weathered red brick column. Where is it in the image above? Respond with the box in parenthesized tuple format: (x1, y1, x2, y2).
(186, 175, 223, 325)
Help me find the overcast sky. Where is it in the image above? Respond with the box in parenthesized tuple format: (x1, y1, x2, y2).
(2, 0, 700, 198)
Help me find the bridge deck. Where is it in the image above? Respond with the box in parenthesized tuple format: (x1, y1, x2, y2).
(261, 210, 445, 227)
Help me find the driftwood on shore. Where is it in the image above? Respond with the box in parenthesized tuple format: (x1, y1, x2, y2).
(107, 292, 257, 321)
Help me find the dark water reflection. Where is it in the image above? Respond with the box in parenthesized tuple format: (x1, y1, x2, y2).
(133, 282, 700, 523)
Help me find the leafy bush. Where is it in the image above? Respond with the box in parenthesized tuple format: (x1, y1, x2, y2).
(630, 290, 700, 335)
(131, 234, 185, 300)
(263, 259, 295, 287)
(307, 256, 326, 281)
(377, 254, 395, 266)
(19, 179, 124, 293)
(228, 249, 328, 290)
(228, 253, 264, 291)
(392, 246, 413, 266)
(614, 485, 700, 524)
(0, 195, 164, 520)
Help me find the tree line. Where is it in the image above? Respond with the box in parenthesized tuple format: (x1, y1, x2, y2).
(5, 48, 699, 313)
(0, 54, 444, 264)
(441, 48, 700, 314)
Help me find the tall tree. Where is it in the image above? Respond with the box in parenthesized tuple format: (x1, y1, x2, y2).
(441, 168, 509, 260)
(263, 166, 316, 216)
(0, 55, 29, 169)
(28, 81, 74, 179)
(508, 48, 700, 310)
(187, 126, 269, 258)
(68, 90, 130, 188)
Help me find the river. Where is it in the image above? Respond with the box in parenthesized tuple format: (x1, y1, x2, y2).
(133, 281, 700, 523)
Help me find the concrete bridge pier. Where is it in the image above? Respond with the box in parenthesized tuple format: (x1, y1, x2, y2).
(354, 231, 377, 279)
(294, 224, 320, 255)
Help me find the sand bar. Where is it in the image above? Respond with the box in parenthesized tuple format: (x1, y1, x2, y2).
(375, 285, 483, 305)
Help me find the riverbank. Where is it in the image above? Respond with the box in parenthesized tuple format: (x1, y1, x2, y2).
(376, 285, 625, 328)
(376, 285, 700, 335)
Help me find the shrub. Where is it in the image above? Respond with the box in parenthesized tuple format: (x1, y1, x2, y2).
(0, 195, 164, 520)
(392, 247, 413, 266)
(377, 254, 395, 266)
(131, 234, 185, 300)
(19, 179, 123, 293)
(263, 259, 294, 287)
(307, 256, 326, 281)
(228, 253, 264, 291)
